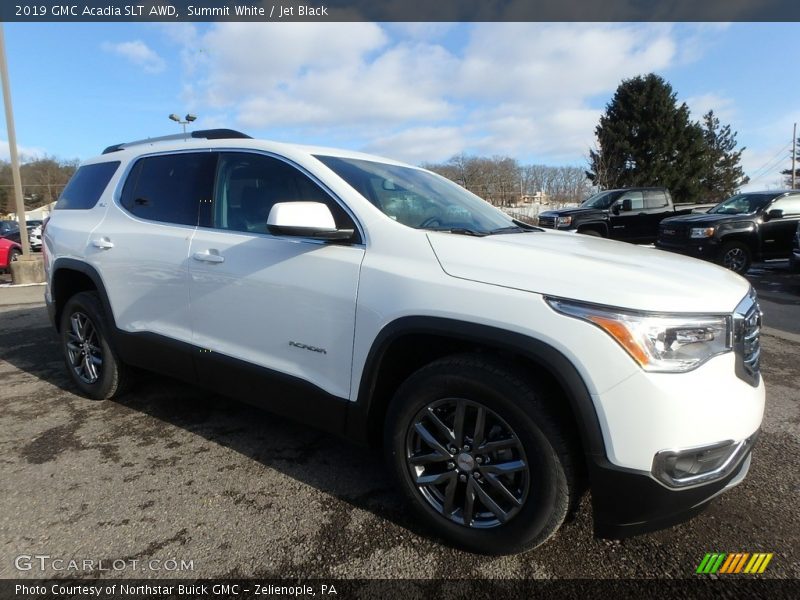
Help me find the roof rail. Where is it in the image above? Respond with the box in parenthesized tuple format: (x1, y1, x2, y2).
(102, 129, 252, 154)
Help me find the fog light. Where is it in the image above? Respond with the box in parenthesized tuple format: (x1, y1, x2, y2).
(652, 433, 757, 488)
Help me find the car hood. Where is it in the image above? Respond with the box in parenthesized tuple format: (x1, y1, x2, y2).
(540, 207, 606, 218)
(427, 230, 749, 313)
(661, 212, 755, 226)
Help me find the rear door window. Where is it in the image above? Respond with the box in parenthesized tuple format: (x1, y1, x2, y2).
(121, 153, 217, 226)
(55, 161, 120, 210)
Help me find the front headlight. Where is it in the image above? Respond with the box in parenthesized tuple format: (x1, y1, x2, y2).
(556, 216, 572, 227)
(690, 227, 715, 238)
(546, 298, 731, 372)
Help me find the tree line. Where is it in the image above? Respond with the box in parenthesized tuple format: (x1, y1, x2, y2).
(423, 155, 592, 206)
(0, 156, 78, 214)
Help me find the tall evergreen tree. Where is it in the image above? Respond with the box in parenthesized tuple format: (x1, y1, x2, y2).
(781, 137, 800, 189)
(699, 110, 748, 201)
(587, 74, 707, 202)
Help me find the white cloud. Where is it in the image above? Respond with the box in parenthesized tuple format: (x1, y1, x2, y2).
(456, 23, 675, 106)
(685, 93, 736, 123)
(164, 23, 703, 164)
(102, 40, 166, 74)
(0, 140, 47, 162)
(363, 126, 469, 164)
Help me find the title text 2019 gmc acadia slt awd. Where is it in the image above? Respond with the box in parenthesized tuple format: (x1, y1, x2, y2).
(44, 129, 764, 554)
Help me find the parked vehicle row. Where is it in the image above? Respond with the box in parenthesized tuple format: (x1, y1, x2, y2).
(0, 219, 43, 252)
(537, 186, 800, 275)
(44, 129, 763, 555)
(536, 187, 714, 244)
(656, 190, 800, 274)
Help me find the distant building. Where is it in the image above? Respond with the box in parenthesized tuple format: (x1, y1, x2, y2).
(520, 191, 548, 205)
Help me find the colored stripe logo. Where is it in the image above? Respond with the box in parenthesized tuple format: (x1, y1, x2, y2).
(696, 552, 773, 574)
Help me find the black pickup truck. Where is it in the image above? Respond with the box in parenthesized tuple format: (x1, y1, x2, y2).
(536, 187, 710, 244)
(656, 190, 800, 274)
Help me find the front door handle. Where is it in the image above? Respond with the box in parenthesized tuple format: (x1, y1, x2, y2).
(192, 250, 225, 264)
(91, 237, 114, 249)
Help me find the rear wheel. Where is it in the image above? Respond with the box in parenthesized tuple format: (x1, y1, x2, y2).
(385, 355, 577, 554)
(720, 241, 752, 274)
(8, 247, 21, 263)
(60, 291, 131, 400)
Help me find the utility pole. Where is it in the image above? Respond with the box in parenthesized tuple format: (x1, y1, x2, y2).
(0, 24, 29, 257)
(792, 122, 797, 190)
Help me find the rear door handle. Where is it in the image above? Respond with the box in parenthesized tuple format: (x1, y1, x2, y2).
(91, 237, 114, 249)
(192, 250, 224, 264)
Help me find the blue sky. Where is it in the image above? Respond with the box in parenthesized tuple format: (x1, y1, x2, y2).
(2, 22, 799, 190)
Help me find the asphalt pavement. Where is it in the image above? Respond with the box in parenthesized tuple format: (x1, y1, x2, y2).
(0, 295, 798, 581)
(745, 260, 800, 336)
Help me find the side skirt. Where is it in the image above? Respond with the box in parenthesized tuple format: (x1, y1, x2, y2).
(114, 330, 349, 437)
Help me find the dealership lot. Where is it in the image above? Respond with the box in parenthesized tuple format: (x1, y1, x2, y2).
(0, 290, 798, 579)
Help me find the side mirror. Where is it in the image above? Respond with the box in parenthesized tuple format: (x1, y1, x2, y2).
(765, 208, 784, 221)
(621, 199, 633, 212)
(267, 202, 354, 241)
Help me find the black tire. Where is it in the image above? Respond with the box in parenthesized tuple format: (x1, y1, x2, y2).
(60, 291, 131, 400)
(8, 247, 21, 263)
(384, 354, 577, 555)
(719, 241, 752, 274)
(578, 229, 602, 237)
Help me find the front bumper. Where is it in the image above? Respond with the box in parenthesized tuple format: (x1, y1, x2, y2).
(589, 432, 757, 538)
(655, 238, 722, 262)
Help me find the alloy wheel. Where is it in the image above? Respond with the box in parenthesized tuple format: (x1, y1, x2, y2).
(723, 247, 746, 273)
(405, 398, 529, 528)
(65, 311, 103, 384)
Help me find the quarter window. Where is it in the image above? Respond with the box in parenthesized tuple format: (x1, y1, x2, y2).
(121, 153, 217, 226)
(56, 161, 120, 210)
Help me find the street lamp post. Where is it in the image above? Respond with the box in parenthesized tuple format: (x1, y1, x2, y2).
(169, 113, 197, 136)
(0, 24, 30, 258)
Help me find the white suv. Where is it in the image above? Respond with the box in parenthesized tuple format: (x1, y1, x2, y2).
(44, 129, 764, 554)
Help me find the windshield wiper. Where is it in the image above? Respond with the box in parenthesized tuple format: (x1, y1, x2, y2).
(426, 227, 487, 236)
(487, 224, 542, 234)
(487, 225, 528, 234)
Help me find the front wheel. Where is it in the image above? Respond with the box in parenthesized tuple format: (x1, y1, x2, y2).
(720, 241, 752, 274)
(385, 355, 577, 554)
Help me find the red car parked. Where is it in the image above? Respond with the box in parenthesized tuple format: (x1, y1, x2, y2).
(0, 237, 22, 272)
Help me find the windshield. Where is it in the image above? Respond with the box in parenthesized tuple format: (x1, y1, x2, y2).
(315, 155, 522, 234)
(708, 194, 774, 215)
(582, 191, 621, 209)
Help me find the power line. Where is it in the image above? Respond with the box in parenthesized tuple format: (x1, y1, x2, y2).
(747, 141, 792, 183)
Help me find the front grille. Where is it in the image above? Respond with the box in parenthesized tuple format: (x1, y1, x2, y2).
(733, 290, 761, 386)
(538, 215, 556, 229)
(658, 223, 688, 241)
